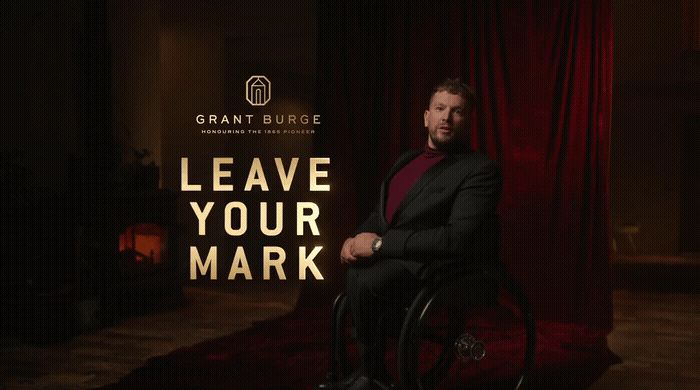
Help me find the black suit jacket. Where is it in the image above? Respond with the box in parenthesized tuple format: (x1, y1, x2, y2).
(355, 148, 502, 277)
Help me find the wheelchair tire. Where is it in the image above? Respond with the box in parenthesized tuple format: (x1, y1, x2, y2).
(333, 293, 362, 378)
(398, 271, 534, 390)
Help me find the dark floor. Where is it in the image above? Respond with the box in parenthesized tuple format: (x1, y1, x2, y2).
(0, 288, 296, 389)
(1, 258, 698, 389)
(590, 289, 699, 389)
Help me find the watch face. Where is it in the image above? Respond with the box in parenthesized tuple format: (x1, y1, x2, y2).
(373, 238, 382, 251)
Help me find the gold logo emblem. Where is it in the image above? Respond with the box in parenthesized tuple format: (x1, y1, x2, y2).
(246, 75, 271, 106)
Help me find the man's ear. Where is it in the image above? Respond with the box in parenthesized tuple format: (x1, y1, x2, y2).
(424, 109, 429, 127)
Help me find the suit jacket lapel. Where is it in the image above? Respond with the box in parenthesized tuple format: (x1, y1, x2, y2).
(390, 154, 465, 226)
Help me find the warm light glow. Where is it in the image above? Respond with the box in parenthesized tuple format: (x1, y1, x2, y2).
(119, 223, 167, 264)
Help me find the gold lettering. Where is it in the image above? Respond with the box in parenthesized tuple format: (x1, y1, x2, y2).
(190, 246, 217, 280)
(275, 157, 298, 191)
(228, 246, 252, 280)
(213, 157, 233, 191)
(181, 157, 201, 191)
(299, 246, 324, 280)
(260, 202, 283, 236)
(310, 157, 330, 191)
(297, 202, 320, 236)
(224, 201, 247, 236)
(190, 202, 214, 235)
(263, 246, 286, 280)
(245, 158, 269, 191)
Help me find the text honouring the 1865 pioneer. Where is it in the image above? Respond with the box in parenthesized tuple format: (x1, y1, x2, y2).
(181, 157, 330, 281)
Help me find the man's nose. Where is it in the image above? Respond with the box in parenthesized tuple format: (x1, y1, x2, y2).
(442, 111, 452, 122)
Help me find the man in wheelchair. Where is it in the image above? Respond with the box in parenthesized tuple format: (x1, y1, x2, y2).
(332, 78, 503, 390)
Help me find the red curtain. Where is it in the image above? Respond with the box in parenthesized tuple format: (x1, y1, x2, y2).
(315, 0, 613, 331)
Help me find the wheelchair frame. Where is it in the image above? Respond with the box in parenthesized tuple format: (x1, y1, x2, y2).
(321, 264, 536, 390)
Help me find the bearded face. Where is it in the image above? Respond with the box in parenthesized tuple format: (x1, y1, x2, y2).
(424, 91, 470, 149)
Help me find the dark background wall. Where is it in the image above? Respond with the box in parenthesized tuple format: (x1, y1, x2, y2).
(1, 0, 320, 339)
(2, 0, 75, 187)
(611, 0, 699, 255)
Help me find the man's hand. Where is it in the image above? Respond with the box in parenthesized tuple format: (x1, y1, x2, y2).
(351, 232, 379, 258)
(340, 232, 380, 263)
(340, 237, 357, 263)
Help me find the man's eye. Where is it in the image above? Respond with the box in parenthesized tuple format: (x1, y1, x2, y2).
(435, 106, 444, 111)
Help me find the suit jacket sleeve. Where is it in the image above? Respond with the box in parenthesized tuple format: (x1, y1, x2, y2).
(354, 200, 383, 235)
(379, 159, 502, 260)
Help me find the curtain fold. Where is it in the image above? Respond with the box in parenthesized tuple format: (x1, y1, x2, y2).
(316, 0, 613, 331)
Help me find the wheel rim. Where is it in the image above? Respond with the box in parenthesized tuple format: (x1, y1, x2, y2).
(335, 295, 360, 377)
(398, 273, 534, 390)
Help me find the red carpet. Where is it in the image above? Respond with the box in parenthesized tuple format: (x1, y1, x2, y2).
(102, 306, 619, 389)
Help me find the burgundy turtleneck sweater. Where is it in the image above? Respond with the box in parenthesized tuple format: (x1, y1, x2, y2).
(384, 144, 446, 224)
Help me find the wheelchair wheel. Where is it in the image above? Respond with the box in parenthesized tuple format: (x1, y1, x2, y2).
(333, 293, 362, 378)
(398, 271, 535, 390)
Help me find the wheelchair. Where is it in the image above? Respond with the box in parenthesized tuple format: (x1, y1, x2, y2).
(320, 262, 535, 390)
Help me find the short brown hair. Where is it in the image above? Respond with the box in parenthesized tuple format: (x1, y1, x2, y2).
(429, 78, 476, 111)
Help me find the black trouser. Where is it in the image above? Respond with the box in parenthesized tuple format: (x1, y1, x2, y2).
(346, 259, 421, 378)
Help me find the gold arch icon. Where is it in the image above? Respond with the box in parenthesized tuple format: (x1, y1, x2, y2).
(246, 75, 271, 106)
